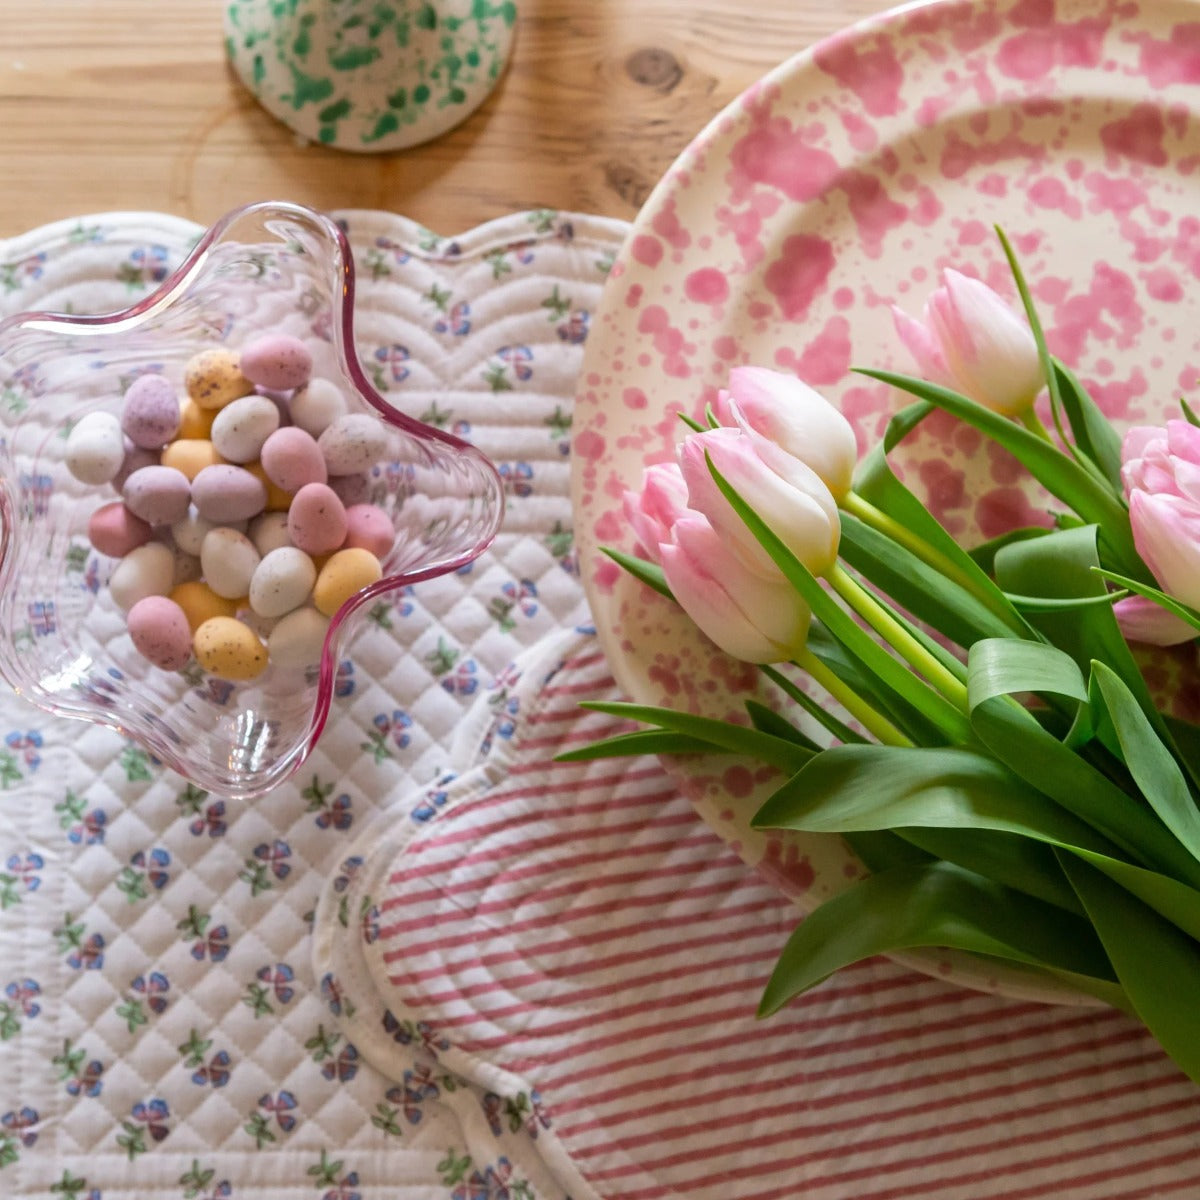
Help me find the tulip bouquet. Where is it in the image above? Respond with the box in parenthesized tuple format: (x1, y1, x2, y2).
(565, 231, 1200, 1085)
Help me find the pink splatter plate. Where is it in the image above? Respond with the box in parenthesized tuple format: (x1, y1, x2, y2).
(573, 0, 1200, 1002)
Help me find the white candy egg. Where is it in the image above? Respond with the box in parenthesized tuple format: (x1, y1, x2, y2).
(318, 413, 388, 475)
(210, 394, 281, 463)
(289, 377, 347, 438)
(248, 547, 317, 618)
(200, 527, 261, 600)
(267, 606, 330, 670)
(248, 511, 293, 557)
(65, 411, 126, 485)
(109, 541, 176, 612)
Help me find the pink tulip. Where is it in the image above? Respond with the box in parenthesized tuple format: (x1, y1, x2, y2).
(660, 516, 812, 663)
(893, 269, 1043, 417)
(623, 461, 691, 564)
(1118, 419, 1200, 645)
(712, 367, 858, 500)
(677, 426, 840, 581)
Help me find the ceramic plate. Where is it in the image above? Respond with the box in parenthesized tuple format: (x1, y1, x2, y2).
(572, 0, 1200, 1001)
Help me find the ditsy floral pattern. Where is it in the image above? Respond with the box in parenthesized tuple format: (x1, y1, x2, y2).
(0, 207, 622, 1197)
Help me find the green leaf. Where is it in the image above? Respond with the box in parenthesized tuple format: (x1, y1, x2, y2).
(1051, 358, 1124, 494)
(744, 700, 821, 753)
(857, 369, 1143, 578)
(761, 660, 865, 746)
(1060, 853, 1200, 1085)
(554, 729, 737, 761)
(758, 860, 1119, 1017)
(601, 548, 672, 601)
(966, 638, 1090, 708)
(574, 701, 813, 774)
(706, 457, 972, 744)
(1182, 397, 1200, 428)
(1091, 662, 1200, 865)
(838, 512, 1018, 647)
(966, 526, 1051, 575)
(1003, 589, 1125, 612)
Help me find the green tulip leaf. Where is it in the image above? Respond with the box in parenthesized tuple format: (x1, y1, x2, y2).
(1002, 590, 1126, 612)
(553, 729, 736, 761)
(1060, 853, 1200, 1086)
(744, 699, 822, 753)
(967, 526, 1052, 575)
(601, 548, 672, 601)
(1182, 397, 1200, 428)
(966, 638, 1090, 708)
(1051, 357, 1124, 494)
(758, 860, 1120, 1017)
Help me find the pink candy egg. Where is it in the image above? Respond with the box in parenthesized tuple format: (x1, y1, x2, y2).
(260, 427, 327, 494)
(239, 333, 313, 392)
(112, 439, 161, 492)
(127, 595, 193, 671)
(122, 465, 192, 526)
(343, 504, 394, 559)
(88, 500, 154, 558)
(121, 374, 181, 449)
(287, 483, 347, 555)
(191, 464, 268, 523)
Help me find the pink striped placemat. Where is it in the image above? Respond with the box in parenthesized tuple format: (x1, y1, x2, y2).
(314, 628, 1200, 1200)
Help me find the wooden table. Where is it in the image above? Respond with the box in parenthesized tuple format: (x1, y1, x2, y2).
(0, 0, 890, 237)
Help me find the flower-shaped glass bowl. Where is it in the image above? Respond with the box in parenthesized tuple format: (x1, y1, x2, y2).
(0, 201, 504, 798)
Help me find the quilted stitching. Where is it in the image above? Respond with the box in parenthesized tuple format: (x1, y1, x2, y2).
(0, 207, 626, 1198)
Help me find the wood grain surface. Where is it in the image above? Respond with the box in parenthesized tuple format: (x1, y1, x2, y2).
(0, 0, 892, 237)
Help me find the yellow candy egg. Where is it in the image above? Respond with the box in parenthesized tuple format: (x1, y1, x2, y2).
(178, 398, 216, 439)
(170, 581, 239, 633)
(162, 438, 225, 481)
(312, 548, 383, 616)
(185, 348, 254, 411)
(246, 461, 294, 512)
(193, 616, 267, 681)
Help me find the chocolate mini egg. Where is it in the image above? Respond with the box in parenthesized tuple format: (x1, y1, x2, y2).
(177, 397, 215, 440)
(121, 374, 180, 449)
(287, 483, 347, 556)
(312, 547, 383, 616)
(172, 506, 216, 557)
(288, 376, 347, 438)
(200, 527, 261, 600)
(184, 347, 253, 410)
(112, 440, 161, 492)
(260, 426, 327, 494)
(249, 547, 317, 618)
(191, 464, 267, 523)
(211, 394, 281, 463)
(65, 412, 126, 485)
(127, 596, 193, 671)
(170, 580, 238, 632)
(193, 616, 267, 681)
(343, 504, 394, 559)
(248, 511, 293, 557)
(109, 541, 176, 611)
(246, 462, 293, 512)
(267, 607, 330, 670)
(239, 333, 313, 392)
(88, 501, 154, 558)
(318, 413, 389, 475)
(122, 465, 192, 526)
(161, 438, 225, 481)
(327, 473, 371, 507)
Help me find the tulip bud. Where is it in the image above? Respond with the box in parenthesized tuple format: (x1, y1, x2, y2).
(623, 461, 691, 565)
(714, 366, 858, 500)
(661, 516, 811, 663)
(894, 269, 1044, 417)
(1129, 490, 1200, 611)
(1113, 595, 1197, 647)
(678, 427, 841, 581)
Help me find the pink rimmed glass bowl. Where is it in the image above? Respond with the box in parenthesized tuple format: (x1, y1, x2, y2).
(0, 201, 504, 798)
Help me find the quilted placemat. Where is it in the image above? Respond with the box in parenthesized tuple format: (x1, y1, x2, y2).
(317, 630, 1200, 1200)
(0, 206, 625, 1199)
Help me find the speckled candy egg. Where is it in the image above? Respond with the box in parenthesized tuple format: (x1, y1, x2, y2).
(260, 426, 327, 494)
(200, 527, 261, 600)
(65, 412, 126, 485)
(312, 547, 383, 616)
(267, 607, 330, 670)
(249, 547, 317, 618)
(170, 581, 238, 632)
(177, 398, 215, 440)
(248, 511, 293, 557)
(122, 465, 192, 526)
(121, 374, 181, 449)
(239, 333, 313, 392)
(184, 347, 253, 410)
(211, 394, 281, 463)
(191, 464, 267, 523)
(112, 440, 161, 492)
(127, 596, 193, 671)
(288, 376, 347, 438)
(109, 541, 176, 612)
(327, 473, 371, 507)
(287, 483, 347, 556)
(343, 504, 394, 559)
(193, 616, 267, 681)
(161, 438, 224, 482)
(88, 501, 154, 558)
(318, 413, 389, 475)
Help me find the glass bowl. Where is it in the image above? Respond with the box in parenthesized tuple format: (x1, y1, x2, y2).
(0, 201, 504, 798)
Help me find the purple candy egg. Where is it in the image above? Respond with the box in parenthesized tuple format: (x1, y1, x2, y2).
(122, 465, 192, 526)
(122, 374, 181, 449)
(239, 334, 313, 392)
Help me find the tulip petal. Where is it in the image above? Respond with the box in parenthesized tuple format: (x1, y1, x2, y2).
(1129, 490, 1200, 610)
(1113, 594, 1198, 647)
(891, 305, 959, 392)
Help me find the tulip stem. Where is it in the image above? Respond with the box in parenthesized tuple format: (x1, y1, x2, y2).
(841, 489, 1029, 637)
(828, 564, 972, 713)
(793, 650, 913, 747)
(1018, 408, 1056, 444)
